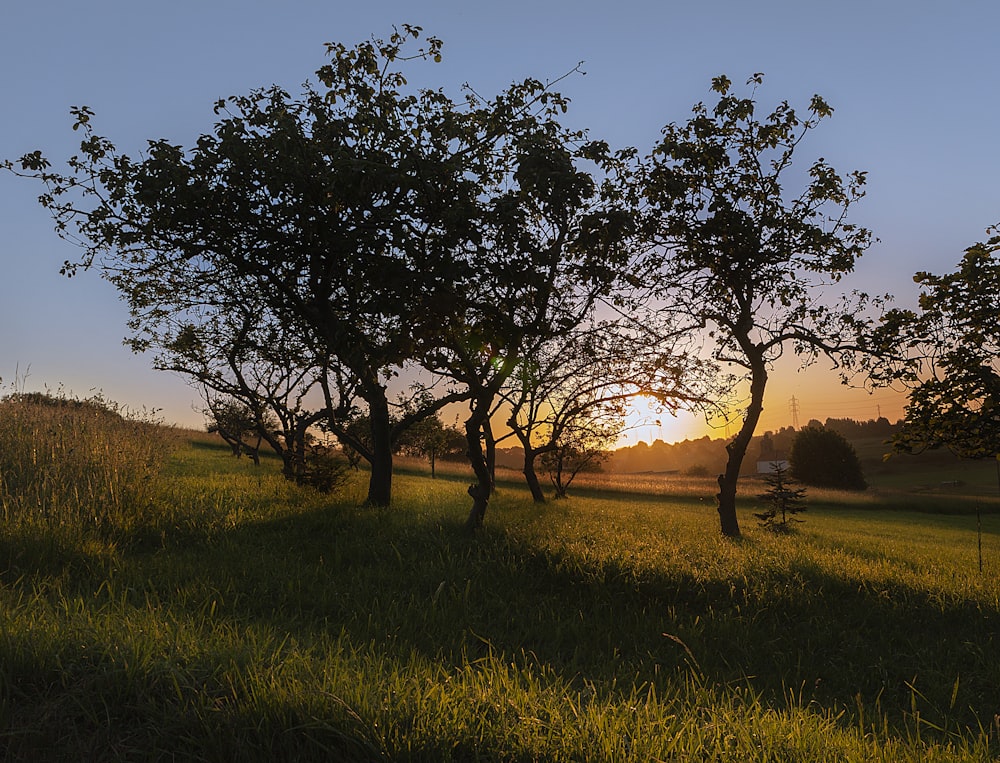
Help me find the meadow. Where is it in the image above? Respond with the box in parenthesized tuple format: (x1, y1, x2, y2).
(1, 397, 999, 761)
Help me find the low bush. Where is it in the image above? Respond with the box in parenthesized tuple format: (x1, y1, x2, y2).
(790, 425, 867, 490)
(297, 443, 352, 493)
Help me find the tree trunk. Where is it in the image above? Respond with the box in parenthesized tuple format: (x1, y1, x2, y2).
(283, 426, 309, 483)
(523, 448, 546, 503)
(464, 397, 493, 531)
(483, 417, 497, 490)
(218, 430, 242, 457)
(281, 451, 296, 482)
(244, 434, 262, 466)
(366, 390, 393, 507)
(715, 358, 768, 537)
(552, 450, 568, 499)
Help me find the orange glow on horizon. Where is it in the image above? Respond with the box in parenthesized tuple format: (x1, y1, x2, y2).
(618, 360, 909, 448)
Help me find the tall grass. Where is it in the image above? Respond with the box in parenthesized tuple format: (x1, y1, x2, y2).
(1, 415, 999, 760)
(0, 393, 178, 539)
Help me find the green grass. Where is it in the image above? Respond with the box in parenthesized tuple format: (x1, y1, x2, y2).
(853, 435, 1000, 499)
(1, 413, 999, 760)
(0, 393, 183, 540)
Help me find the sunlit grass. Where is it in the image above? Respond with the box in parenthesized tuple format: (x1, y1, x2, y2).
(0, 394, 182, 541)
(0, 409, 998, 760)
(400, 452, 1000, 516)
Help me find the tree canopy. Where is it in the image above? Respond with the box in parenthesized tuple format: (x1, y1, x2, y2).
(873, 232, 1000, 461)
(12, 26, 482, 505)
(789, 425, 867, 491)
(409, 93, 635, 528)
(636, 74, 876, 536)
(8, 27, 636, 526)
(8, 35, 900, 536)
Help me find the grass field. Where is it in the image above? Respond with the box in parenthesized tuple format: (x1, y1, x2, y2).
(2, 410, 1000, 760)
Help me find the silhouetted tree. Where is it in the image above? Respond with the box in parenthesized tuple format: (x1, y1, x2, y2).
(871, 231, 1000, 471)
(8, 28, 510, 505)
(205, 396, 272, 464)
(754, 462, 807, 529)
(790, 425, 866, 490)
(541, 420, 617, 499)
(394, 411, 464, 478)
(163, 304, 338, 488)
(417, 92, 635, 530)
(637, 74, 877, 536)
(500, 323, 690, 502)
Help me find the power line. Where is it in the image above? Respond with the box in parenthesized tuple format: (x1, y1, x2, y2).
(789, 395, 801, 429)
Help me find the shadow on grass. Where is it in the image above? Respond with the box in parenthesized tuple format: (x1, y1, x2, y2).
(170, 504, 1000, 729)
(188, 438, 235, 453)
(2, 493, 998, 758)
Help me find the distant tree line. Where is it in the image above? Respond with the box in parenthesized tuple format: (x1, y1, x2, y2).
(608, 416, 896, 477)
(807, 417, 896, 441)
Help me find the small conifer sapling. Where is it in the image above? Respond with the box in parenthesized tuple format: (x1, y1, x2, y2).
(754, 462, 807, 530)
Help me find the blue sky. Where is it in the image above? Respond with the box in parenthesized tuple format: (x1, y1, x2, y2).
(2, 1, 998, 441)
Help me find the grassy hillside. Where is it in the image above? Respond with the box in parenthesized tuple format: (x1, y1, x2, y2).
(1, 413, 999, 759)
(853, 436, 1000, 497)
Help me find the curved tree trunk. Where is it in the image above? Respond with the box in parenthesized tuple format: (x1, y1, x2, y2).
(550, 447, 569, 498)
(366, 390, 393, 507)
(464, 396, 494, 531)
(522, 449, 546, 503)
(715, 357, 768, 537)
(483, 417, 497, 490)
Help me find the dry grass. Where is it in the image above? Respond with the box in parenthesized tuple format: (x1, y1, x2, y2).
(0, 392, 181, 538)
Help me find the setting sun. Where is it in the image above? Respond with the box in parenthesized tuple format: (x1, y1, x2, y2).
(621, 394, 708, 446)
(619, 357, 910, 448)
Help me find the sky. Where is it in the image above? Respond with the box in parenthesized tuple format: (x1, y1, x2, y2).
(1, 1, 998, 443)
